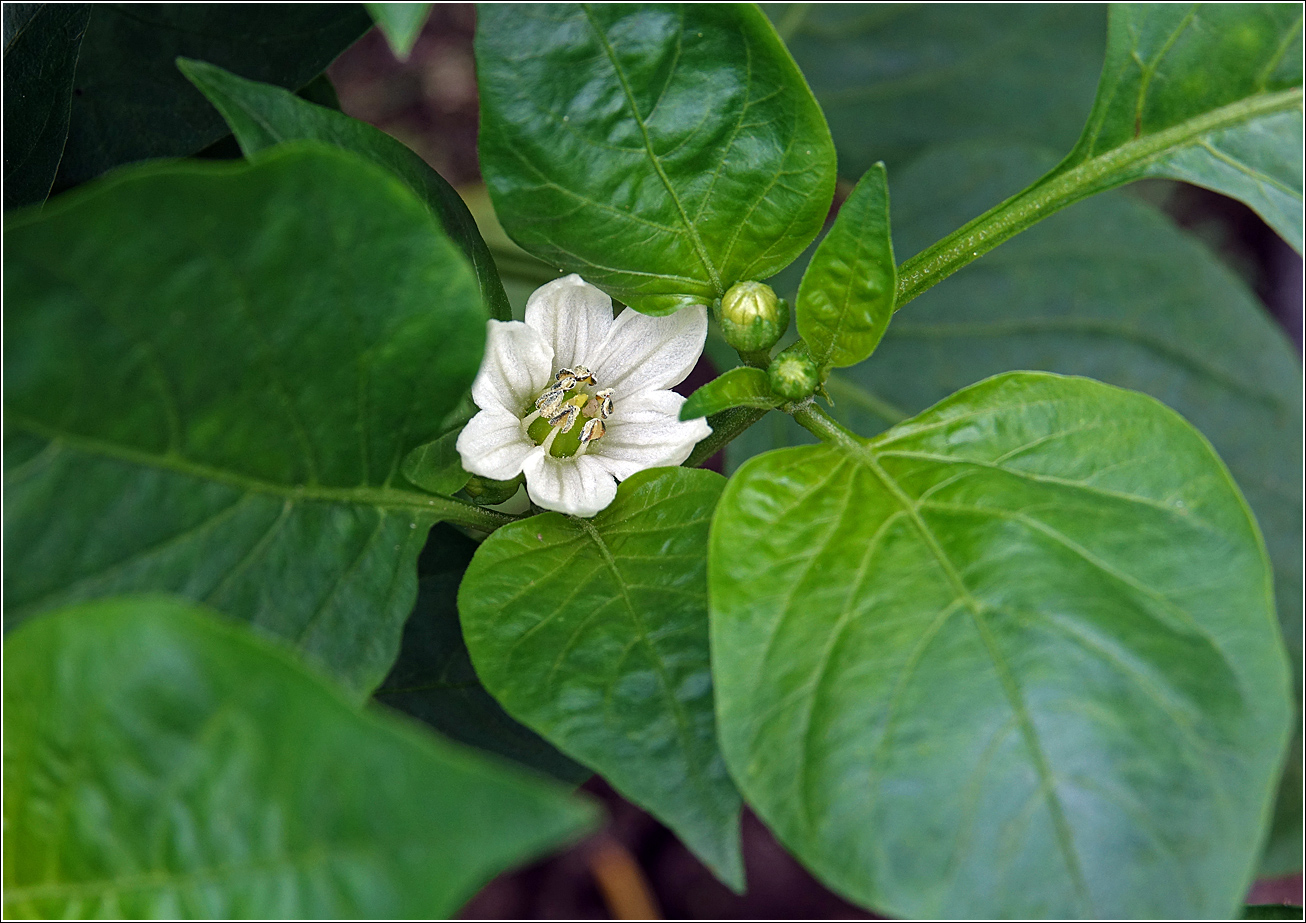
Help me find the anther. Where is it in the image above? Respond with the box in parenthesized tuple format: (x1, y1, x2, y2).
(548, 403, 581, 433)
(580, 418, 605, 443)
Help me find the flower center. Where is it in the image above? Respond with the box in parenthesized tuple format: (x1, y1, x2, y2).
(521, 366, 614, 458)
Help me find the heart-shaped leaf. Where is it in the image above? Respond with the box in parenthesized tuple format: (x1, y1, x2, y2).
(459, 467, 744, 889)
(477, 2, 836, 315)
(711, 372, 1292, 918)
(4, 145, 491, 695)
(3, 595, 596, 918)
(739, 143, 1306, 873)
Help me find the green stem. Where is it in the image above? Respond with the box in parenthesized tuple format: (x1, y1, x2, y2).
(894, 86, 1303, 309)
(684, 405, 770, 468)
(791, 402, 860, 449)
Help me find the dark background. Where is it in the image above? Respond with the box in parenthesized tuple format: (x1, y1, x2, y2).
(328, 6, 1303, 918)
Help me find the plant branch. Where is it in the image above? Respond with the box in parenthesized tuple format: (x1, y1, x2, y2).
(894, 86, 1303, 309)
(791, 401, 861, 449)
(684, 405, 770, 468)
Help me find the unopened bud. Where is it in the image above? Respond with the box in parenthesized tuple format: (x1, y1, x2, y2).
(464, 473, 523, 505)
(768, 342, 819, 401)
(719, 281, 788, 352)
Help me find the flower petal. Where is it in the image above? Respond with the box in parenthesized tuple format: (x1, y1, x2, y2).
(523, 450, 618, 518)
(592, 389, 712, 480)
(471, 319, 554, 414)
(524, 274, 615, 373)
(456, 409, 536, 480)
(590, 303, 708, 396)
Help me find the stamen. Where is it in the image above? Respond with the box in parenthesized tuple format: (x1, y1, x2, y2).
(576, 418, 605, 457)
(526, 371, 610, 455)
(548, 403, 581, 433)
(535, 381, 569, 415)
(580, 418, 605, 443)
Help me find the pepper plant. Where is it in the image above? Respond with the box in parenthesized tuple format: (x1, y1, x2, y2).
(3, 3, 1302, 919)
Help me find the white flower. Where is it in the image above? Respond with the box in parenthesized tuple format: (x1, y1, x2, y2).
(456, 274, 712, 517)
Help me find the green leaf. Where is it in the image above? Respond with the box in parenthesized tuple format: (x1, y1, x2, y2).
(459, 467, 744, 889)
(767, 3, 1106, 179)
(179, 58, 512, 322)
(681, 367, 780, 421)
(375, 524, 589, 784)
(4, 145, 491, 695)
(401, 430, 471, 497)
(3, 595, 596, 918)
(743, 143, 1305, 698)
(2, 3, 91, 210)
(476, 2, 837, 315)
(1057, 3, 1304, 251)
(744, 142, 1306, 877)
(711, 373, 1292, 918)
(52, 4, 370, 192)
(366, 2, 432, 60)
(796, 164, 896, 370)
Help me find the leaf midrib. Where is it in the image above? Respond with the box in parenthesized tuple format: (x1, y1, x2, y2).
(580, 3, 724, 294)
(803, 421, 1094, 912)
(6, 414, 493, 520)
(577, 518, 717, 806)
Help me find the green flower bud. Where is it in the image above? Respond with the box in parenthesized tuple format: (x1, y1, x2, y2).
(719, 281, 788, 352)
(464, 473, 523, 505)
(768, 343, 819, 401)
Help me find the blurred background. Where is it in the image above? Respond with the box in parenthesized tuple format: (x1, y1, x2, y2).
(327, 5, 1303, 918)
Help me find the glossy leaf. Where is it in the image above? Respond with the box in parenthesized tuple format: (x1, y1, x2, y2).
(53, 4, 370, 191)
(681, 367, 780, 421)
(796, 163, 896, 369)
(366, 2, 432, 60)
(4, 146, 488, 695)
(1055, 3, 1304, 251)
(3, 596, 596, 918)
(477, 2, 837, 315)
(459, 467, 744, 889)
(741, 143, 1306, 876)
(767, 3, 1106, 179)
(375, 524, 589, 784)
(711, 372, 1292, 918)
(740, 144, 1304, 696)
(2, 3, 91, 209)
(179, 58, 512, 322)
